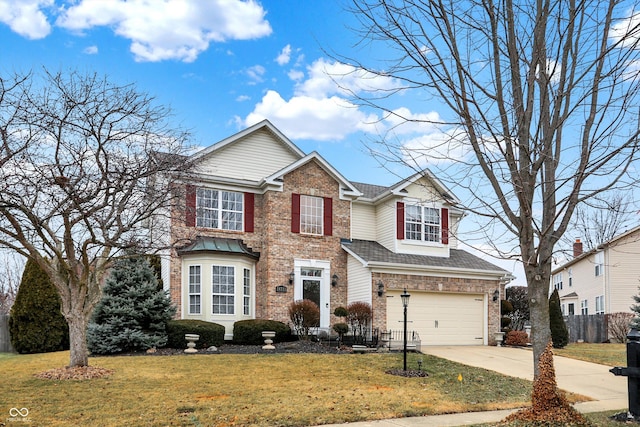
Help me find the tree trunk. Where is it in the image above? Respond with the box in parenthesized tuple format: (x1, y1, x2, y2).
(525, 267, 551, 378)
(66, 311, 90, 367)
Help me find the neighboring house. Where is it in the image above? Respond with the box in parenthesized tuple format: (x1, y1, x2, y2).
(551, 226, 640, 317)
(161, 120, 510, 346)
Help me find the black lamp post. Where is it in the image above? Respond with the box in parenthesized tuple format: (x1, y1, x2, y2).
(401, 288, 411, 371)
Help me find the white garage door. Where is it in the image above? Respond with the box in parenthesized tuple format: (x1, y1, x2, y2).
(387, 291, 485, 346)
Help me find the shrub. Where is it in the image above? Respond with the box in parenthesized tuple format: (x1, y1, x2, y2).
(505, 330, 530, 346)
(332, 322, 349, 343)
(501, 316, 512, 329)
(607, 312, 634, 343)
(288, 299, 320, 339)
(333, 306, 348, 318)
(501, 299, 514, 315)
(347, 301, 372, 343)
(166, 320, 225, 349)
(549, 289, 568, 348)
(87, 256, 176, 354)
(233, 319, 292, 345)
(9, 258, 69, 354)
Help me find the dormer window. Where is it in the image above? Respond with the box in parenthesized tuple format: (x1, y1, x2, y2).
(397, 202, 448, 245)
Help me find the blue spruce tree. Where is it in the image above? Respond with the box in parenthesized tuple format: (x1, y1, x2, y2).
(87, 256, 176, 354)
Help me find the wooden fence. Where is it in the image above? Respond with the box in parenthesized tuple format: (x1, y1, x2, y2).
(0, 314, 14, 352)
(564, 314, 607, 343)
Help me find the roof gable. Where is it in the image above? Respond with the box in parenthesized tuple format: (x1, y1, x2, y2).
(189, 120, 306, 182)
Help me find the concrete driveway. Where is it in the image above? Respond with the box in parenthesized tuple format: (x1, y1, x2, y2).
(421, 345, 628, 412)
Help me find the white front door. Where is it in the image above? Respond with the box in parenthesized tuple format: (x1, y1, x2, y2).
(294, 259, 330, 328)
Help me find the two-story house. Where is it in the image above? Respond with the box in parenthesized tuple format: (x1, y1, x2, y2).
(162, 120, 509, 346)
(551, 226, 640, 317)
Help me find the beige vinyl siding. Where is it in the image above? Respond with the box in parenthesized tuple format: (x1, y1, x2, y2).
(347, 255, 372, 305)
(197, 128, 300, 181)
(351, 202, 377, 241)
(403, 180, 441, 201)
(607, 236, 640, 313)
(376, 200, 397, 252)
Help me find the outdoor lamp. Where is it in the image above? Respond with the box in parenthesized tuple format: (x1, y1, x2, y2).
(493, 289, 500, 302)
(332, 274, 338, 287)
(401, 288, 411, 307)
(377, 281, 384, 297)
(289, 271, 294, 284)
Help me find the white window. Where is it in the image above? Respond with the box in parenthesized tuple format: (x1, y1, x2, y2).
(212, 265, 235, 314)
(561, 303, 566, 315)
(553, 274, 563, 290)
(300, 195, 323, 235)
(196, 189, 243, 231)
(594, 251, 604, 277)
(568, 303, 575, 315)
(406, 205, 441, 243)
(188, 265, 201, 314)
(581, 299, 588, 315)
(243, 268, 251, 316)
(568, 268, 572, 287)
(595, 295, 604, 314)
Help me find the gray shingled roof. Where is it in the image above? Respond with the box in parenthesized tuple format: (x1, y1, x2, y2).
(342, 239, 506, 273)
(351, 182, 390, 199)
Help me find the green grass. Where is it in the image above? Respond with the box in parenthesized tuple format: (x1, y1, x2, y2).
(0, 350, 536, 426)
(553, 342, 626, 366)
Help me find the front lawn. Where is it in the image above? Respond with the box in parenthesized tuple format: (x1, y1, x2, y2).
(553, 342, 626, 367)
(0, 350, 537, 426)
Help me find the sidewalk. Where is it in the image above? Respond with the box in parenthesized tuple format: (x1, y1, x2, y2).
(322, 345, 628, 427)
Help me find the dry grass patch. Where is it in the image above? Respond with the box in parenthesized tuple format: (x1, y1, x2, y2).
(553, 342, 625, 367)
(1, 350, 538, 426)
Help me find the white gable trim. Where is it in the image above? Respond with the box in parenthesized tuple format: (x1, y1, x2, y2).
(190, 119, 305, 162)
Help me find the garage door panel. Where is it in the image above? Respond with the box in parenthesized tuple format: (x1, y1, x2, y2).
(387, 291, 485, 346)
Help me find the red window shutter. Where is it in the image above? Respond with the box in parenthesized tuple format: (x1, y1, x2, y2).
(396, 202, 405, 240)
(323, 197, 333, 236)
(186, 185, 196, 227)
(291, 193, 300, 233)
(244, 192, 254, 232)
(441, 207, 449, 244)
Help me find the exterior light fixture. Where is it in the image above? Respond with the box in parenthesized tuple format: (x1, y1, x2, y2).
(289, 271, 295, 285)
(377, 281, 384, 297)
(401, 288, 411, 371)
(331, 274, 338, 287)
(493, 289, 500, 302)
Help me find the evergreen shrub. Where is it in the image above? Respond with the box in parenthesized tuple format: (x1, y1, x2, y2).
(549, 289, 569, 348)
(9, 259, 69, 354)
(87, 256, 176, 354)
(166, 319, 225, 349)
(233, 319, 292, 344)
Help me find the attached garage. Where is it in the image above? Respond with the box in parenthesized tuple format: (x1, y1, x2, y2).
(386, 290, 486, 346)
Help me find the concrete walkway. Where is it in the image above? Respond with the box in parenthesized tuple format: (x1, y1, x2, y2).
(323, 345, 628, 427)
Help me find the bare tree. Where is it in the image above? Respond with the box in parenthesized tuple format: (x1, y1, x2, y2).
(0, 70, 191, 367)
(564, 194, 634, 252)
(343, 0, 640, 375)
(0, 250, 23, 315)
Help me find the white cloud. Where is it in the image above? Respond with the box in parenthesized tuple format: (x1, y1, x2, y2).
(276, 44, 291, 65)
(287, 69, 304, 82)
(236, 95, 250, 102)
(245, 65, 266, 84)
(83, 45, 98, 54)
(0, 0, 53, 39)
(400, 127, 474, 167)
(55, 0, 272, 62)
(245, 90, 378, 141)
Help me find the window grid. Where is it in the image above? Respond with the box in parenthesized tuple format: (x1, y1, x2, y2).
(581, 299, 588, 315)
(595, 295, 604, 314)
(405, 205, 440, 243)
(196, 189, 243, 231)
(300, 195, 323, 235)
(243, 268, 251, 316)
(553, 274, 563, 290)
(594, 252, 604, 277)
(212, 265, 235, 314)
(188, 265, 201, 315)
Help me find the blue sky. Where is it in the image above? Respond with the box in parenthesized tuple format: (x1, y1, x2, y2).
(0, 0, 527, 284)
